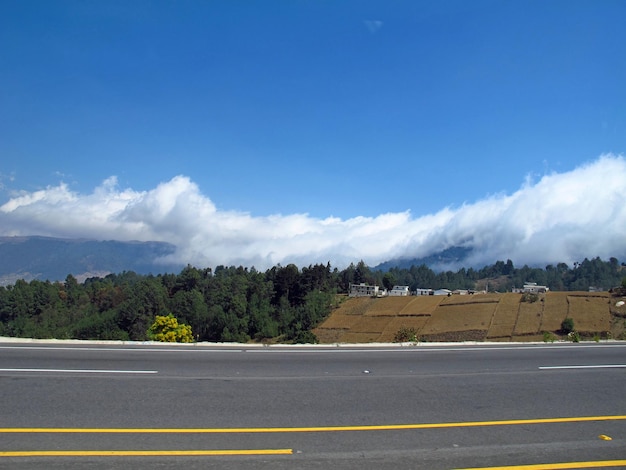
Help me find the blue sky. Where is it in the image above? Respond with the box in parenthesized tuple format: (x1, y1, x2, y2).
(1, 0, 625, 270)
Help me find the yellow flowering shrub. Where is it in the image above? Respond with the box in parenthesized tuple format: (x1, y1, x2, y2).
(148, 314, 194, 343)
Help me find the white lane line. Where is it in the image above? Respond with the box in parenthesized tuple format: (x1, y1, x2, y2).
(0, 368, 157, 374)
(539, 364, 626, 370)
(0, 346, 245, 353)
(1, 343, 626, 354)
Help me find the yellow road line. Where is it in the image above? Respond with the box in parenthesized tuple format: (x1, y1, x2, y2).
(0, 449, 293, 457)
(1, 415, 624, 434)
(456, 460, 626, 469)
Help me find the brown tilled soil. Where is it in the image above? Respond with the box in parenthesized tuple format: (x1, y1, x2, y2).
(313, 292, 626, 343)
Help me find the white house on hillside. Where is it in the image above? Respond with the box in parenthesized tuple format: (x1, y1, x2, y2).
(389, 285, 410, 296)
(512, 282, 549, 294)
(349, 283, 379, 297)
(415, 288, 433, 296)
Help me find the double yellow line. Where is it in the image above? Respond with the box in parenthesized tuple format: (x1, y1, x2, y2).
(0, 449, 292, 457)
(1, 414, 625, 434)
(1, 415, 623, 464)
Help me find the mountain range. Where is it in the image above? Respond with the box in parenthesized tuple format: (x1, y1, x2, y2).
(372, 246, 474, 272)
(0, 236, 481, 286)
(0, 236, 181, 285)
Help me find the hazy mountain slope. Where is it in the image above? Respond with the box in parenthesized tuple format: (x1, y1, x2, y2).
(373, 247, 474, 272)
(0, 236, 180, 285)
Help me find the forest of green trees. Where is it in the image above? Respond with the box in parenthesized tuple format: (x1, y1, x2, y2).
(0, 257, 624, 342)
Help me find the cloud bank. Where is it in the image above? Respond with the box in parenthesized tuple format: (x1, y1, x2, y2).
(1, 154, 625, 271)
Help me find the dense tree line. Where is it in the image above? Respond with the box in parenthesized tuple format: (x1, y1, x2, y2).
(0, 257, 624, 342)
(0, 263, 341, 343)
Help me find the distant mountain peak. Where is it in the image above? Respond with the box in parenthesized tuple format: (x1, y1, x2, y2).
(373, 246, 474, 271)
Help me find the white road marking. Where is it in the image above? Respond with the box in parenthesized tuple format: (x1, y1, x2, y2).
(0, 368, 157, 374)
(1, 343, 625, 354)
(0, 346, 244, 353)
(539, 364, 626, 370)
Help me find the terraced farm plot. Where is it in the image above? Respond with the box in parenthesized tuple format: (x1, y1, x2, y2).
(364, 296, 414, 316)
(317, 314, 362, 330)
(567, 294, 610, 333)
(487, 293, 520, 339)
(439, 293, 502, 306)
(514, 300, 543, 335)
(339, 297, 378, 315)
(315, 291, 620, 343)
(397, 296, 445, 315)
(379, 316, 431, 342)
(570, 291, 610, 299)
(421, 302, 496, 334)
(349, 316, 394, 333)
(541, 292, 569, 331)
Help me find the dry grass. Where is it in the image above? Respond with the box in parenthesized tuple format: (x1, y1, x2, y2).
(487, 293, 520, 338)
(365, 296, 414, 316)
(513, 300, 544, 335)
(439, 293, 501, 306)
(340, 332, 382, 343)
(398, 296, 445, 315)
(421, 330, 488, 342)
(568, 291, 608, 298)
(422, 303, 495, 334)
(338, 297, 379, 316)
(487, 331, 513, 340)
(489, 336, 517, 342)
(349, 316, 394, 333)
(511, 334, 544, 342)
(567, 295, 610, 333)
(540, 292, 569, 331)
(379, 316, 431, 342)
(317, 314, 362, 330)
(312, 328, 345, 343)
(316, 291, 622, 343)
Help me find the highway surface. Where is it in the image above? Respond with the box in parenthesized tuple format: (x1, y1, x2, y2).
(1, 340, 625, 469)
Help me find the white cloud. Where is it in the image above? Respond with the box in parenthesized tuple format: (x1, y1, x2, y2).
(1, 154, 625, 270)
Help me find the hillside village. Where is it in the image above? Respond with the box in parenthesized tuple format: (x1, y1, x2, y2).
(317, 283, 626, 344)
(349, 282, 550, 298)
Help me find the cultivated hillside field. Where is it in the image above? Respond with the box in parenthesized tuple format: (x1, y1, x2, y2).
(313, 291, 626, 343)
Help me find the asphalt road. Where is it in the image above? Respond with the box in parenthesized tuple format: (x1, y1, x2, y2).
(1, 341, 625, 469)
